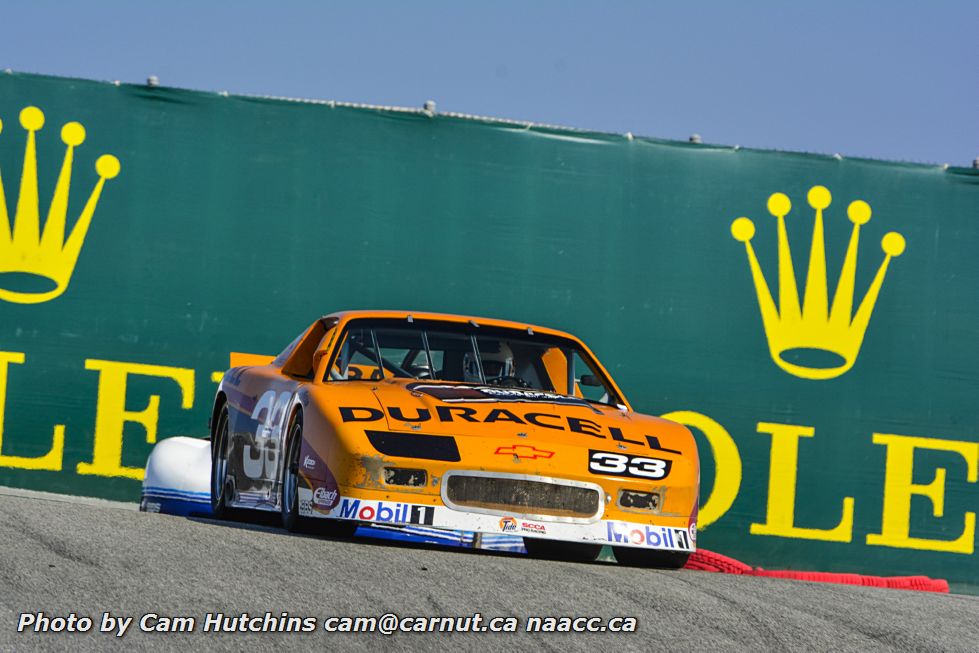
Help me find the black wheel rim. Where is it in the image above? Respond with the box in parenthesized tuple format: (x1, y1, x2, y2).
(284, 422, 301, 517)
(211, 411, 230, 506)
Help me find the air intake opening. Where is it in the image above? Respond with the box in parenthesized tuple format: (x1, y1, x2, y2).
(445, 473, 600, 519)
(618, 489, 660, 512)
(384, 467, 428, 487)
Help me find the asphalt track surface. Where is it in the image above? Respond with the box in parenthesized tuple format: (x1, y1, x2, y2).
(1, 488, 977, 652)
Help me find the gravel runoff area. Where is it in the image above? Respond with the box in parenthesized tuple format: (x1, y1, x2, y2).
(0, 486, 977, 652)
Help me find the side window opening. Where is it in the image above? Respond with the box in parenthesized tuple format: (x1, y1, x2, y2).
(571, 351, 612, 404)
(540, 346, 570, 395)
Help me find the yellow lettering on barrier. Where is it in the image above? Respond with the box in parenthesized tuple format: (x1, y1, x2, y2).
(661, 410, 741, 529)
(750, 422, 854, 542)
(76, 359, 195, 480)
(866, 433, 978, 554)
(0, 351, 64, 470)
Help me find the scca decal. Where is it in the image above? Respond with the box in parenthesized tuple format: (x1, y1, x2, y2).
(499, 516, 547, 535)
(338, 405, 675, 451)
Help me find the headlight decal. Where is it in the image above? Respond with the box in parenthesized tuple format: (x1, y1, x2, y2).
(366, 430, 461, 462)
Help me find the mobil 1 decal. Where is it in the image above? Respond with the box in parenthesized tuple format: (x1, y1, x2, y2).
(588, 450, 671, 480)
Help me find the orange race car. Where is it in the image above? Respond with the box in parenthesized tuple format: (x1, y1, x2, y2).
(208, 310, 699, 567)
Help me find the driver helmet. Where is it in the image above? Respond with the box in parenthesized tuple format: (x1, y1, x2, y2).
(479, 341, 515, 381)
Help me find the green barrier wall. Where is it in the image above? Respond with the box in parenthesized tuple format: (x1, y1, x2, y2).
(1, 72, 977, 587)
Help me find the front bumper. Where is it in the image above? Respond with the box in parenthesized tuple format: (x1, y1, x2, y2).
(298, 486, 696, 553)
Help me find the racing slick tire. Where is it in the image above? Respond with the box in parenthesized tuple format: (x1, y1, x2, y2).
(210, 405, 236, 520)
(282, 413, 314, 533)
(281, 412, 356, 538)
(612, 546, 690, 569)
(523, 537, 602, 563)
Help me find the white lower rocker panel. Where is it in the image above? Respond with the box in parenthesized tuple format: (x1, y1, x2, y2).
(298, 488, 695, 552)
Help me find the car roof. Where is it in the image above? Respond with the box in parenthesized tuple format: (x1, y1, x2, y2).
(322, 310, 581, 342)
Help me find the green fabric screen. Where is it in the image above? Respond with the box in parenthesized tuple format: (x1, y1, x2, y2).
(1, 72, 977, 588)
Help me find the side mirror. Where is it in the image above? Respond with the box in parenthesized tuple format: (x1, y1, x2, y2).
(579, 374, 602, 387)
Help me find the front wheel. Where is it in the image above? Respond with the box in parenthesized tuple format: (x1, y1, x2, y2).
(523, 538, 602, 563)
(281, 414, 357, 538)
(281, 414, 310, 533)
(613, 546, 690, 569)
(210, 405, 234, 519)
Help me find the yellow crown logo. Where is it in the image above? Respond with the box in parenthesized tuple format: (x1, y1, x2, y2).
(0, 106, 120, 304)
(731, 186, 905, 380)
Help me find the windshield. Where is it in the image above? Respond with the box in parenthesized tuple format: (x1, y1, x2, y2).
(326, 319, 624, 407)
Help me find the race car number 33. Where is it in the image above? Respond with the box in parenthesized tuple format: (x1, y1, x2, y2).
(588, 450, 671, 480)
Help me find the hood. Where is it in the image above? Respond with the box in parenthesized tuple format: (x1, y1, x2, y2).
(361, 379, 693, 458)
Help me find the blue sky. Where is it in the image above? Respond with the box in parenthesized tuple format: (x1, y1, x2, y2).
(2, 1, 976, 165)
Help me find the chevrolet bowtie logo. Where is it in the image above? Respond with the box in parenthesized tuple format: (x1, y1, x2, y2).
(495, 445, 554, 460)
